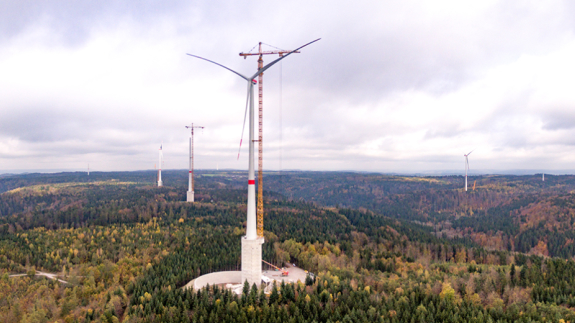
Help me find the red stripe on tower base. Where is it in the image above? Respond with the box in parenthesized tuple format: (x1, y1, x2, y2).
(248, 180, 255, 185)
(189, 171, 192, 173)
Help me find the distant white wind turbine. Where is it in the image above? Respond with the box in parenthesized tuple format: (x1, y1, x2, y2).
(158, 144, 163, 187)
(464, 150, 474, 192)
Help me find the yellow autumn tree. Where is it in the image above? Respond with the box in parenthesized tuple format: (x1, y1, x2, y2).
(439, 282, 456, 303)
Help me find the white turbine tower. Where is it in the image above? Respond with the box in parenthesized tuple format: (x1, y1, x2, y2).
(186, 124, 204, 202)
(464, 150, 473, 191)
(542, 173, 545, 181)
(187, 38, 320, 286)
(158, 144, 163, 187)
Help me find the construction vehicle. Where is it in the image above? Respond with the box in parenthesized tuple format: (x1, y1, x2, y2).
(262, 260, 289, 276)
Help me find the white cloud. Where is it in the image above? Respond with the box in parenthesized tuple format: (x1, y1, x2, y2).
(1, 0, 575, 173)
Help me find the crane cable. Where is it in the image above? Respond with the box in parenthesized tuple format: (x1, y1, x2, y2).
(279, 61, 283, 198)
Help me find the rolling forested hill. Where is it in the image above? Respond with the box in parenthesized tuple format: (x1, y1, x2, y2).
(1, 171, 575, 322)
(151, 170, 575, 259)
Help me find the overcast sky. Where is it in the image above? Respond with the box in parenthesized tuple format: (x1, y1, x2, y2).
(1, 0, 575, 174)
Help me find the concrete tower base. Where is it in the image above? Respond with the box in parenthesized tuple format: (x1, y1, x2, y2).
(241, 236, 264, 287)
(158, 181, 163, 187)
(187, 191, 194, 202)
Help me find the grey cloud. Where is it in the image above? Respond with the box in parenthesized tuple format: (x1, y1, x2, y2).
(0, 1, 195, 45)
(0, 106, 76, 142)
(542, 109, 575, 131)
(0, 104, 138, 142)
(424, 125, 464, 139)
(280, 1, 575, 102)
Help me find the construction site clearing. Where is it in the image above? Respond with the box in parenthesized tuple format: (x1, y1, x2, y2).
(262, 263, 308, 284)
(183, 263, 311, 295)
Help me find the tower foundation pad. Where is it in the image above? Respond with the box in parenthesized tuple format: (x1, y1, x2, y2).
(241, 236, 264, 287)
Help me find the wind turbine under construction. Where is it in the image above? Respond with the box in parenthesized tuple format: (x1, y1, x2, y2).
(186, 38, 320, 287)
(464, 150, 474, 192)
(186, 123, 204, 202)
(239, 42, 302, 240)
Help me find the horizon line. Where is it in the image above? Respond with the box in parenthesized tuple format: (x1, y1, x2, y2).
(1, 169, 574, 176)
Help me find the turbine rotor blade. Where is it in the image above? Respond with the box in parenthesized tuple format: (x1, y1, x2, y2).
(237, 83, 252, 160)
(251, 38, 321, 80)
(186, 54, 250, 81)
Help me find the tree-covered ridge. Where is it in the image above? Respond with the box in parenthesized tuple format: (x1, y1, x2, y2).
(0, 180, 453, 248)
(4, 171, 575, 258)
(5, 171, 575, 258)
(0, 181, 251, 233)
(260, 172, 575, 258)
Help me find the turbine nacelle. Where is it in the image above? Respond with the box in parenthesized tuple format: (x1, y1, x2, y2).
(186, 38, 320, 83)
